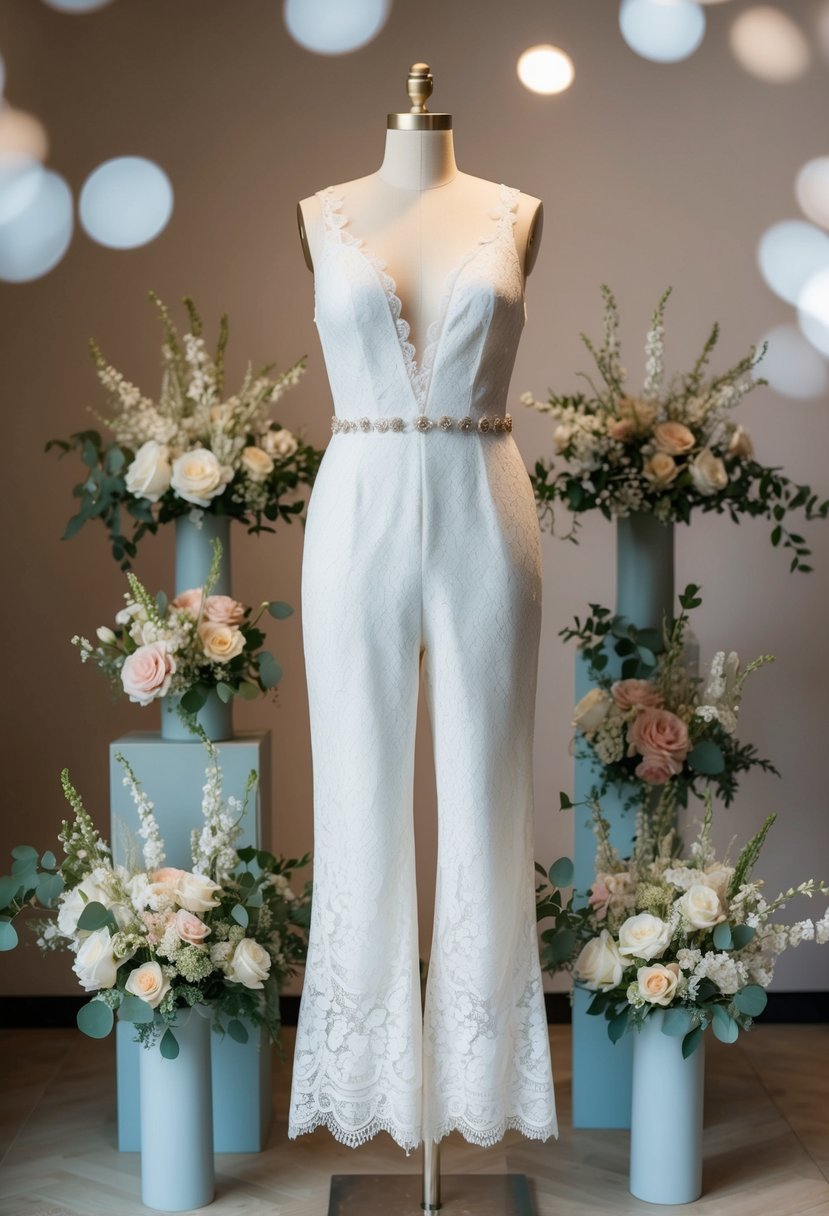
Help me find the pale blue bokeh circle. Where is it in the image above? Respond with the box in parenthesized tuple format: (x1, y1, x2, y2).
(79, 155, 173, 249)
(759, 323, 828, 398)
(41, 0, 116, 12)
(619, 0, 706, 63)
(0, 167, 73, 282)
(283, 0, 391, 55)
(757, 220, 829, 306)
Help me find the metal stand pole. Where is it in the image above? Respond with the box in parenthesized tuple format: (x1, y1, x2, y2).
(421, 1140, 441, 1211)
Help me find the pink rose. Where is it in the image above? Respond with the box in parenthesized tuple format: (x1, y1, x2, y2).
(608, 418, 635, 441)
(171, 588, 203, 616)
(627, 707, 690, 775)
(121, 641, 176, 705)
(202, 595, 245, 626)
(634, 753, 681, 784)
(652, 421, 695, 455)
(588, 881, 611, 921)
(174, 908, 211, 945)
(611, 679, 663, 711)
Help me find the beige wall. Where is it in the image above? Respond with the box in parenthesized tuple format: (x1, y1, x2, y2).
(1, 0, 827, 999)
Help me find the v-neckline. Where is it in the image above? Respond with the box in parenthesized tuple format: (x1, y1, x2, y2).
(317, 182, 519, 411)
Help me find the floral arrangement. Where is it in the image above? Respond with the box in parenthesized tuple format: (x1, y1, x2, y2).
(562, 584, 777, 808)
(522, 285, 828, 572)
(0, 740, 311, 1055)
(47, 293, 324, 568)
(536, 793, 829, 1056)
(72, 540, 290, 720)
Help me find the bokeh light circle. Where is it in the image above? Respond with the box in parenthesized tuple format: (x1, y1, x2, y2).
(729, 6, 810, 83)
(79, 156, 173, 249)
(757, 220, 829, 306)
(798, 267, 829, 359)
(0, 168, 73, 282)
(283, 0, 391, 55)
(619, 0, 706, 64)
(517, 45, 575, 95)
(758, 323, 828, 398)
(41, 0, 116, 12)
(795, 158, 829, 231)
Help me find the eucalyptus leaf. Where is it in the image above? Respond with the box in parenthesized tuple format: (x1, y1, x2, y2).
(548, 857, 575, 889)
(216, 681, 234, 704)
(159, 1029, 180, 1060)
(712, 1004, 740, 1044)
(688, 740, 726, 776)
(548, 928, 576, 965)
(118, 995, 155, 1024)
(11, 857, 37, 880)
(35, 873, 65, 907)
(238, 682, 260, 701)
(237, 847, 257, 863)
(637, 646, 656, 667)
(11, 846, 38, 862)
(228, 1018, 249, 1044)
(0, 876, 21, 908)
(63, 514, 87, 541)
(559, 792, 573, 810)
(730, 924, 756, 950)
(734, 984, 767, 1017)
(608, 1009, 629, 1044)
(181, 685, 208, 714)
(155, 590, 168, 616)
(231, 903, 249, 928)
(662, 1007, 694, 1038)
(257, 651, 283, 690)
(713, 922, 733, 950)
(76, 901, 112, 932)
(0, 920, 19, 951)
(40, 850, 57, 870)
(268, 601, 294, 619)
(238, 872, 256, 890)
(77, 999, 114, 1039)
(681, 1024, 704, 1058)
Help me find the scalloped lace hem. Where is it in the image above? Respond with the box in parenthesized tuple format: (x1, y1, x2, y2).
(287, 1110, 558, 1153)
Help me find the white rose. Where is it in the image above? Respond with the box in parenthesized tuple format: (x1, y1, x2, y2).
(618, 912, 672, 960)
(261, 427, 298, 459)
(125, 960, 170, 1008)
(226, 938, 271, 989)
(170, 448, 230, 507)
(574, 929, 625, 990)
(689, 448, 728, 496)
(174, 871, 221, 913)
(677, 882, 727, 931)
(198, 622, 245, 664)
(96, 625, 117, 645)
(637, 962, 681, 1006)
(553, 424, 572, 454)
(728, 425, 753, 459)
(572, 688, 612, 734)
(124, 440, 172, 503)
(72, 927, 119, 991)
(57, 868, 120, 937)
(240, 445, 274, 482)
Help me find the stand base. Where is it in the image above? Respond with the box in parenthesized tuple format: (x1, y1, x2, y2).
(327, 1174, 533, 1215)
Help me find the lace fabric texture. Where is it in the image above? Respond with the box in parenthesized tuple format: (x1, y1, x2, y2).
(289, 179, 558, 1152)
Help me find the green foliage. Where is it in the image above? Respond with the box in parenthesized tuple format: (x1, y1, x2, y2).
(77, 999, 115, 1039)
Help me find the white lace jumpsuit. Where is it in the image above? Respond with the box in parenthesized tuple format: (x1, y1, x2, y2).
(287, 182, 558, 1152)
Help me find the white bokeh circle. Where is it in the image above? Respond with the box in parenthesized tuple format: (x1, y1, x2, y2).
(79, 156, 173, 249)
(283, 0, 391, 55)
(0, 168, 73, 282)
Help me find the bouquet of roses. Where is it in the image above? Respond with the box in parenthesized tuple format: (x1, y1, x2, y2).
(1, 739, 311, 1055)
(562, 584, 777, 807)
(522, 285, 828, 572)
(536, 793, 829, 1057)
(72, 539, 289, 721)
(47, 292, 324, 568)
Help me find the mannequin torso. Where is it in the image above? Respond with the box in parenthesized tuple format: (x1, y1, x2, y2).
(298, 130, 543, 362)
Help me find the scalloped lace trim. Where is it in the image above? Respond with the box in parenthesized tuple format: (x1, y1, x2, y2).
(288, 1109, 558, 1154)
(316, 182, 520, 411)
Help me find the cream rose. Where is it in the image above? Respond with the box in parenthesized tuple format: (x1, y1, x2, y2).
(174, 908, 211, 945)
(198, 621, 245, 664)
(701, 863, 735, 900)
(677, 882, 727, 931)
(120, 641, 176, 706)
(618, 912, 672, 960)
(241, 445, 274, 482)
(125, 960, 170, 1008)
(611, 679, 663, 711)
(553, 424, 572, 454)
(643, 452, 679, 487)
(572, 688, 612, 734)
(618, 396, 657, 432)
(574, 930, 625, 990)
(174, 871, 221, 913)
(608, 417, 634, 442)
(728, 425, 753, 459)
(637, 962, 681, 1006)
(652, 421, 695, 455)
(72, 927, 119, 991)
(171, 588, 203, 617)
(627, 707, 690, 766)
(689, 448, 728, 496)
(202, 595, 245, 626)
(261, 427, 298, 459)
(170, 448, 229, 507)
(58, 871, 112, 937)
(226, 938, 271, 989)
(125, 440, 172, 503)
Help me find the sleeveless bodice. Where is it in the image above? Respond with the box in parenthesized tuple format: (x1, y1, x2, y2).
(313, 182, 527, 425)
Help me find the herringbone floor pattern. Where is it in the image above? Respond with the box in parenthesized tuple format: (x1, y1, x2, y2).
(0, 1024, 827, 1215)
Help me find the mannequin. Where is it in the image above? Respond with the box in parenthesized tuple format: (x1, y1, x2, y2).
(290, 63, 556, 1215)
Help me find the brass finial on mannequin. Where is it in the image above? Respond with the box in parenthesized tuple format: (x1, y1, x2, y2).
(388, 61, 452, 131)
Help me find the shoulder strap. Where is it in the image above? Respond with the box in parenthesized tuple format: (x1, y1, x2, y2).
(315, 186, 348, 239)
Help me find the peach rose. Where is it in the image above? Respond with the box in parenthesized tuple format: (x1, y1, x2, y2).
(617, 396, 657, 432)
(121, 641, 176, 706)
(611, 679, 663, 711)
(634, 752, 681, 784)
(637, 962, 681, 1006)
(652, 421, 695, 455)
(240, 445, 274, 482)
(643, 452, 679, 487)
(627, 707, 690, 766)
(202, 595, 245, 626)
(199, 621, 245, 663)
(608, 418, 635, 441)
(174, 908, 211, 945)
(171, 588, 203, 616)
(125, 960, 170, 1009)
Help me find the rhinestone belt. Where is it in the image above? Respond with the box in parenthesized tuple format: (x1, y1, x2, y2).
(331, 413, 513, 435)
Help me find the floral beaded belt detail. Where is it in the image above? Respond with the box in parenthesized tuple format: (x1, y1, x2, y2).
(331, 413, 513, 435)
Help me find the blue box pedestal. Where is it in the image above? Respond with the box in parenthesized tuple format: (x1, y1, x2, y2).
(109, 731, 272, 1153)
(572, 655, 635, 1129)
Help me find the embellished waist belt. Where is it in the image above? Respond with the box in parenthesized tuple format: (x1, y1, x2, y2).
(331, 412, 513, 435)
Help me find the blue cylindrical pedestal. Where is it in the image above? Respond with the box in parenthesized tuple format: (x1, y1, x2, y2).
(175, 514, 231, 596)
(160, 690, 233, 742)
(139, 1007, 214, 1212)
(630, 1011, 705, 1204)
(616, 512, 675, 629)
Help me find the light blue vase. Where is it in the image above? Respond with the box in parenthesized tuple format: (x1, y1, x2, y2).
(139, 1006, 215, 1212)
(630, 1011, 705, 1204)
(616, 511, 675, 629)
(160, 689, 233, 742)
(175, 513, 231, 596)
